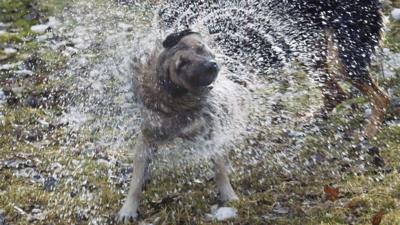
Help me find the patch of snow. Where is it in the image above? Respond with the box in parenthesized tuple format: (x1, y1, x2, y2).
(27, 208, 47, 222)
(51, 41, 67, 50)
(65, 46, 79, 55)
(380, 0, 391, 7)
(391, 8, 400, 21)
(31, 24, 50, 33)
(1, 158, 33, 169)
(381, 48, 400, 78)
(36, 34, 51, 42)
(0, 62, 21, 71)
(118, 22, 133, 31)
(0, 22, 10, 30)
(206, 206, 237, 221)
(37, 119, 50, 128)
(364, 108, 372, 119)
(15, 70, 33, 76)
(14, 167, 44, 184)
(59, 107, 89, 129)
(272, 205, 289, 214)
(97, 159, 111, 166)
(287, 130, 305, 138)
(49, 162, 64, 174)
(47, 17, 61, 29)
(76, 57, 89, 66)
(71, 37, 90, 49)
(3, 47, 17, 54)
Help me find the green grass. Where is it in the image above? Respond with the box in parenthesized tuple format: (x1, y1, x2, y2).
(1, 0, 400, 225)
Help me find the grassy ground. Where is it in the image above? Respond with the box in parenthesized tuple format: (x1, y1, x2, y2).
(1, 1, 400, 225)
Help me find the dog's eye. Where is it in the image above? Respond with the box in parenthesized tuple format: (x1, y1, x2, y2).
(195, 46, 205, 54)
(177, 58, 189, 71)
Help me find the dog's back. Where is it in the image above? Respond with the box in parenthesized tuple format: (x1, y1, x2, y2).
(288, 0, 382, 79)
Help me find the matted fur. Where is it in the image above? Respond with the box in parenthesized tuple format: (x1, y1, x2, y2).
(117, 29, 249, 222)
(128, 30, 249, 164)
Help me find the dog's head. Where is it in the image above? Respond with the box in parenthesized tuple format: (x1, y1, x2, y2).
(157, 30, 219, 95)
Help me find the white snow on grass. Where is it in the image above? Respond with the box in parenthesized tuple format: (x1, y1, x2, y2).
(31, 24, 50, 33)
(206, 205, 238, 221)
(391, 8, 400, 21)
(3, 48, 17, 54)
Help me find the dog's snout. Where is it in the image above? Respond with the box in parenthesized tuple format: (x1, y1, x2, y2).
(203, 61, 219, 73)
(195, 60, 219, 86)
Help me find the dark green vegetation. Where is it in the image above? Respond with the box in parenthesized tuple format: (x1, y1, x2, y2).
(1, 0, 400, 224)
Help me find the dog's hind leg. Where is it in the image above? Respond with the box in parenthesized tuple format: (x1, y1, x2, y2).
(212, 155, 239, 202)
(351, 78, 390, 138)
(320, 73, 349, 113)
(331, 0, 389, 138)
(320, 28, 349, 112)
(118, 136, 153, 222)
(334, 36, 389, 137)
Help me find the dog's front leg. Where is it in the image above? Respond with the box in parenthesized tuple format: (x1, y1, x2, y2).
(118, 137, 153, 222)
(212, 155, 239, 202)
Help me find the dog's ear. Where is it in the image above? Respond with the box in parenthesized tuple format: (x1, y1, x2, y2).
(162, 29, 199, 49)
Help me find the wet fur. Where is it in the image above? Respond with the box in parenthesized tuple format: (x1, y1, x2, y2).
(296, 0, 390, 138)
(117, 31, 238, 222)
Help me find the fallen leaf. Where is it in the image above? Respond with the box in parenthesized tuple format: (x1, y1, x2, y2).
(324, 186, 339, 201)
(371, 210, 384, 225)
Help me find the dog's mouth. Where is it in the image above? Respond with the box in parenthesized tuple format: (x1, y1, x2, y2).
(186, 84, 214, 95)
(183, 72, 218, 95)
(196, 73, 218, 87)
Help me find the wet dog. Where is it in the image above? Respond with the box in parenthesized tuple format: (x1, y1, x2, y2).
(117, 30, 239, 222)
(293, 0, 390, 138)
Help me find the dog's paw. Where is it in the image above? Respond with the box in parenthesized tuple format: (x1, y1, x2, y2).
(220, 191, 239, 202)
(117, 206, 138, 223)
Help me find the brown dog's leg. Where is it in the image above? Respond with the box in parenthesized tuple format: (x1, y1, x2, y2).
(322, 28, 389, 138)
(317, 28, 349, 112)
(212, 155, 238, 202)
(352, 79, 390, 138)
(321, 75, 349, 112)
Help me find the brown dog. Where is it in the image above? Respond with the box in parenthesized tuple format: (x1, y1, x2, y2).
(117, 30, 239, 222)
(321, 28, 390, 139)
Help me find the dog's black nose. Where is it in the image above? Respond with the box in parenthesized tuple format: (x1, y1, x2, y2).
(193, 60, 219, 86)
(203, 61, 219, 73)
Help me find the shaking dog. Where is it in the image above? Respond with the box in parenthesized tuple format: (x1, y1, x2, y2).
(117, 30, 239, 222)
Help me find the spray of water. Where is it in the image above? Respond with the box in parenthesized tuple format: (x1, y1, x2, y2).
(4, 0, 388, 224)
(58, 0, 378, 179)
(58, 0, 255, 167)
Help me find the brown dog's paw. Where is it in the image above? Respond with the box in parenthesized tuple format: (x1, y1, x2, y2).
(364, 122, 380, 139)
